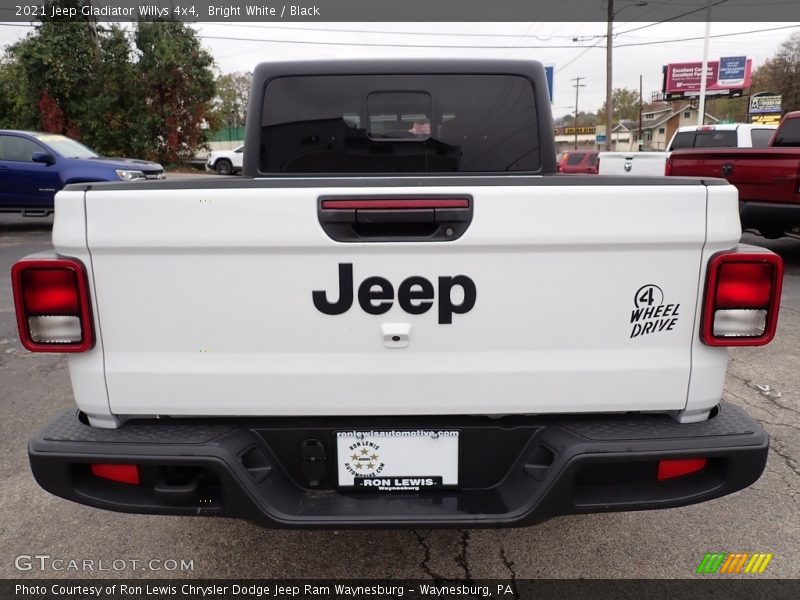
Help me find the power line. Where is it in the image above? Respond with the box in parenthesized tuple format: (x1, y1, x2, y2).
(616, 23, 800, 47)
(1, 21, 799, 50)
(194, 24, 800, 49)
(614, 0, 731, 36)
(202, 22, 581, 40)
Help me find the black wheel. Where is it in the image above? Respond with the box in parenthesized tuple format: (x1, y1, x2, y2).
(215, 159, 233, 175)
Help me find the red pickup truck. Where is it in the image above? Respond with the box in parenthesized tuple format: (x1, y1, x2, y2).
(666, 111, 800, 239)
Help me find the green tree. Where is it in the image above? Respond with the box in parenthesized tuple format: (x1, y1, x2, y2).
(0, 1, 217, 162)
(133, 20, 217, 163)
(597, 87, 641, 123)
(0, 58, 35, 129)
(214, 71, 251, 127)
(6, 18, 99, 137)
(559, 112, 597, 127)
(749, 32, 800, 114)
(706, 97, 749, 122)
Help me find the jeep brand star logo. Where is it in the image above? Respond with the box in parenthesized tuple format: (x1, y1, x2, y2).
(312, 263, 476, 324)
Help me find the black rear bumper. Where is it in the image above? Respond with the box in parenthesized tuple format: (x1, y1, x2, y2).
(29, 403, 768, 528)
(739, 200, 800, 235)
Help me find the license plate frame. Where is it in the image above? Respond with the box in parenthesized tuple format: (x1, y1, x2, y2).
(336, 429, 459, 491)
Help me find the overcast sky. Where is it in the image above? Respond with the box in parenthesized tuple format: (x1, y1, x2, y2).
(1, 20, 797, 116)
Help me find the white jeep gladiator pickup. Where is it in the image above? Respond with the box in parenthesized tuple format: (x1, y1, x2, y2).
(14, 60, 783, 527)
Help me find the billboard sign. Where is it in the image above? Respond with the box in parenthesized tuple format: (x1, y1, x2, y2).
(663, 58, 753, 98)
(718, 56, 747, 87)
(749, 94, 782, 115)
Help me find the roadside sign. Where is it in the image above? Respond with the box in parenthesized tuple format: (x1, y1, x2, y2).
(750, 114, 782, 125)
(749, 94, 782, 115)
(565, 126, 596, 135)
(595, 134, 607, 143)
(545, 66, 554, 103)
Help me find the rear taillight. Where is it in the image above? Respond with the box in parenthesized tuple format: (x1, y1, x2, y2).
(11, 258, 94, 352)
(701, 250, 783, 346)
(664, 155, 673, 176)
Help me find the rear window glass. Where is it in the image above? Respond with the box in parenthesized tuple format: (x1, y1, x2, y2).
(772, 119, 800, 147)
(669, 130, 737, 150)
(694, 131, 737, 148)
(566, 153, 585, 166)
(260, 74, 540, 174)
(750, 128, 775, 147)
(668, 132, 695, 150)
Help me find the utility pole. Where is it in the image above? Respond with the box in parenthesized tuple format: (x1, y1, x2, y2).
(607, 1, 648, 151)
(605, 0, 614, 151)
(638, 74, 643, 151)
(697, 0, 713, 126)
(572, 76, 586, 150)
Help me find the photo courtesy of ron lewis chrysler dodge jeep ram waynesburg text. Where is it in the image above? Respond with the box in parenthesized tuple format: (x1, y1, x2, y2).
(12, 60, 784, 528)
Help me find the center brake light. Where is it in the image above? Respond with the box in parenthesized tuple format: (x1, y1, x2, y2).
(11, 258, 94, 352)
(701, 249, 783, 346)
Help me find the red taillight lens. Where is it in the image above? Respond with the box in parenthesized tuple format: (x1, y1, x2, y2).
(701, 250, 783, 346)
(91, 464, 140, 485)
(22, 269, 80, 314)
(657, 458, 707, 480)
(664, 156, 673, 176)
(11, 258, 94, 352)
(715, 263, 774, 308)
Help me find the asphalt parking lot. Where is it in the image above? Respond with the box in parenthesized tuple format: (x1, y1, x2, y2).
(0, 213, 797, 579)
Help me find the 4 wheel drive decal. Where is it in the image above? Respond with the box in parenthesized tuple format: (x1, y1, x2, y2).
(630, 284, 681, 338)
(312, 263, 476, 324)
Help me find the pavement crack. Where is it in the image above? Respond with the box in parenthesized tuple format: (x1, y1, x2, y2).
(413, 530, 443, 581)
(770, 440, 800, 479)
(499, 547, 520, 600)
(757, 418, 800, 433)
(726, 368, 800, 417)
(455, 529, 473, 581)
(723, 388, 781, 421)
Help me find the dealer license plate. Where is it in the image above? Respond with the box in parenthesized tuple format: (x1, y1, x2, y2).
(336, 429, 459, 490)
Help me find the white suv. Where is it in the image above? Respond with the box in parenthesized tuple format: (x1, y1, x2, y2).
(206, 145, 244, 175)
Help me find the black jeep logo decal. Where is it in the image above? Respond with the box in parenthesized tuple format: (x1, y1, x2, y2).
(313, 264, 476, 324)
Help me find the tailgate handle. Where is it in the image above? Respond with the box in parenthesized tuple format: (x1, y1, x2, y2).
(721, 164, 734, 176)
(318, 196, 473, 242)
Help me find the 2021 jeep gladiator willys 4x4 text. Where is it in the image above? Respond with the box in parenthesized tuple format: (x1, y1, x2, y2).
(13, 60, 783, 527)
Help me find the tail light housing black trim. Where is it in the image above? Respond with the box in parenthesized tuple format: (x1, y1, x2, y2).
(11, 257, 94, 353)
(701, 249, 783, 347)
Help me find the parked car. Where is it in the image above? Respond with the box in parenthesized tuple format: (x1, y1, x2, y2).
(0, 130, 164, 216)
(667, 111, 800, 239)
(206, 145, 244, 175)
(557, 150, 598, 174)
(598, 123, 778, 177)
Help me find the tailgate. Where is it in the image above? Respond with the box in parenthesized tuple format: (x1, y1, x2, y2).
(598, 153, 667, 176)
(84, 180, 712, 418)
(669, 149, 800, 205)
